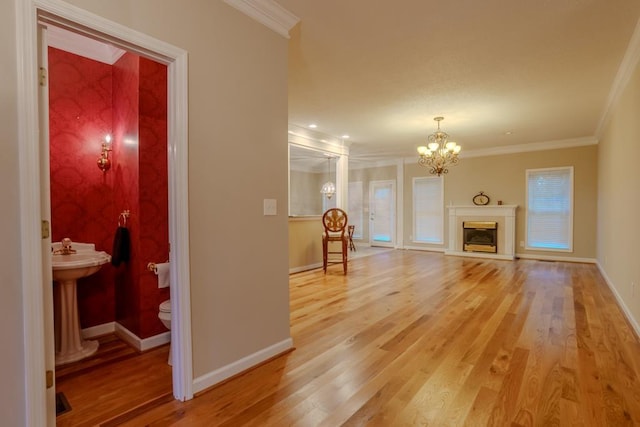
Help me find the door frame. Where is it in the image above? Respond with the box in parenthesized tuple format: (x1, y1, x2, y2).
(369, 179, 396, 247)
(16, 0, 193, 423)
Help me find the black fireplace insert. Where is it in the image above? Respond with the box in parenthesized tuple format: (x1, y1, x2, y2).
(463, 221, 497, 253)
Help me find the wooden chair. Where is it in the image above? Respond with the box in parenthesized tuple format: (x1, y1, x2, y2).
(348, 225, 357, 251)
(322, 208, 349, 274)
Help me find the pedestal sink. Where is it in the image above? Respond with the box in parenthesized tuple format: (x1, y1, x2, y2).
(52, 241, 110, 366)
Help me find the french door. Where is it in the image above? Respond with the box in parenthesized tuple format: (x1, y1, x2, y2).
(369, 180, 395, 247)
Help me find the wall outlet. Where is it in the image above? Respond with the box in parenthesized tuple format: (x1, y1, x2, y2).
(519, 241, 524, 248)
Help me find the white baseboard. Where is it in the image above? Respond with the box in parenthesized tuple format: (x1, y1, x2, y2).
(597, 262, 640, 339)
(114, 322, 171, 352)
(445, 250, 514, 261)
(289, 262, 322, 274)
(193, 337, 294, 394)
(515, 253, 596, 263)
(402, 245, 445, 253)
(81, 322, 115, 339)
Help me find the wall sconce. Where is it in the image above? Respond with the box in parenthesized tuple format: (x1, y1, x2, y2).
(97, 135, 112, 173)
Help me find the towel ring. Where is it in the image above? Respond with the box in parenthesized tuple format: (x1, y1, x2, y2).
(118, 210, 130, 227)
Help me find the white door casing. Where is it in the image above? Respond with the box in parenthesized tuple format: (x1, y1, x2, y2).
(17, 0, 193, 423)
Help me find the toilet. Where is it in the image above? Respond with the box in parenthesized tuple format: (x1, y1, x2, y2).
(158, 300, 172, 365)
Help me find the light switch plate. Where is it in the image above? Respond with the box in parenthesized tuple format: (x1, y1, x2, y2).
(263, 199, 277, 216)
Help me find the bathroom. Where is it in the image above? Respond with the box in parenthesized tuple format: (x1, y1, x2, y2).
(48, 24, 172, 398)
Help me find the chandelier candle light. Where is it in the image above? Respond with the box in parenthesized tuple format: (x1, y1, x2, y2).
(417, 116, 461, 176)
(320, 156, 336, 199)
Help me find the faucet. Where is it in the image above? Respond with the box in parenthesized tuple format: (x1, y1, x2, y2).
(53, 238, 77, 255)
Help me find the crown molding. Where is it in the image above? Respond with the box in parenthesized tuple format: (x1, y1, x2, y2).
(401, 136, 598, 163)
(46, 24, 125, 65)
(456, 136, 598, 159)
(224, 0, 299, 39)
(288, 124, 350, 156)
(596, 17, 640, 137)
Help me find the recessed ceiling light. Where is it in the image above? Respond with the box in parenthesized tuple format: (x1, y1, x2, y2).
(505, 131, 513, 135)
(342, 134, 350, 139)
(309, 124, 317, 129)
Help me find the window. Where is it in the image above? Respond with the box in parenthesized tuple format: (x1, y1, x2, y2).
(526, 167, 573, 251)
(413, 177, 444, 243)
(348, 181, 363, 238)
(321, 192, 337, 213)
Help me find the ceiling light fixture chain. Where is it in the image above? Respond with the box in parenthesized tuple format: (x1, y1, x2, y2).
(417, 116, 461, 176)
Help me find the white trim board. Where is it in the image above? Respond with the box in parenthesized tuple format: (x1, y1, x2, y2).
(401, 136, 598, 164)
(446, 251, 515, 261)
(193, 338, 294, 394)
(115, 323, 171, 352)
(402, 246, 446, 253)
(81, 322, 115, 339)
(597, 262, 640, 339)
(516, 253, 596, 264)
(289, 262, 323, 274)
(17, 1, 193, 422)
(596, 17, 640, 137)
(81, 322, 171, 352)
(224, 0, 299, 39)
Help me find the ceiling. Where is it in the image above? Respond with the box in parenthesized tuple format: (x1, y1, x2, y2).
(278, 0, 640, 162)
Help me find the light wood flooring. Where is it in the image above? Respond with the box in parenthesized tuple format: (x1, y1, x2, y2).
(60, 250, 640, 425)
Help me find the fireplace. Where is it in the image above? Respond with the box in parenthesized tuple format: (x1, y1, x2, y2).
(446, 205, 516, 260)
(463, 221, 497, 253)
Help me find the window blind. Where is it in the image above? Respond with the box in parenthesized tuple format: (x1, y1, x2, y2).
(526, 167, 573, 251)
(413, 177, 443, 243)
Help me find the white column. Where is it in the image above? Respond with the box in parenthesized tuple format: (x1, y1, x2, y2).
(336, 154, 349, 210)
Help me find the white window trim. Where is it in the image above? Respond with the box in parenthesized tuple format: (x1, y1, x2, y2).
(412, 176, 444, 244)
(525, 166, 574, 252)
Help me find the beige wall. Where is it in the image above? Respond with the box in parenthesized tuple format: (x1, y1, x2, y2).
(1, 0, 26, 424)
(8, 2, 291, 411)
(598, 59, 640, 326)
(290, 170, 324, 215)
(403, 145, 598, 259)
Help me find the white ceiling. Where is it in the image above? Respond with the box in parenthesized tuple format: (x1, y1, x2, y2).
(277, 0, 640, 162)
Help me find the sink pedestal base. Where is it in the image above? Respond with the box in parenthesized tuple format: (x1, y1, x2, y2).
(55, 278, 99, 366)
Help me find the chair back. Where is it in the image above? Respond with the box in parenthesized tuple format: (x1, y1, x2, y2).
(322, 208, 348, 238)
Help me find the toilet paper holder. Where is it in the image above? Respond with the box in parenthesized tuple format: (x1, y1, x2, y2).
(147, 261, 169, 274)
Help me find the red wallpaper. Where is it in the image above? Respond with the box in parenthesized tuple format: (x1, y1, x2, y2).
(49, 48, 169, 340)
(49, 47, 116, 327)
(112, 52, 141, 335)
(138, 57, 170, 337)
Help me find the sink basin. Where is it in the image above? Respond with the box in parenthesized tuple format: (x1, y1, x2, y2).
(51, 241, 111, 366)
(52, 246, 111, 281)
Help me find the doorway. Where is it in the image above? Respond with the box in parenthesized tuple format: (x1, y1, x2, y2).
(17, 1, 193, 423)
(46, 23, 173, 418)
(369, 180, 396, 247)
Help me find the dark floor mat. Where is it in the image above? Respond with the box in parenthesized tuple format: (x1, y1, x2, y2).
(56, 392, 71, 416)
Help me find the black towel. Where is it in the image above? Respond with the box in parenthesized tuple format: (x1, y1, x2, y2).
(111, 226, 130, 266)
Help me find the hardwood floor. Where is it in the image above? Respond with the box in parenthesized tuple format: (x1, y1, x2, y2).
(55, 334, 173, 426)
(64, 250, 640, 425)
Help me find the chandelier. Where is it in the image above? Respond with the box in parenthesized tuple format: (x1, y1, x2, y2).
(417, 116, 461, 176)
(320, 156, 336, 199)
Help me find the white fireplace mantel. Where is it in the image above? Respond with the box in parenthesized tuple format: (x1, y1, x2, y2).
(446, 205, 518, 260)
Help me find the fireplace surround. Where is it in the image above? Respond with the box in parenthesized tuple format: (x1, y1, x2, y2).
(446, 205, 517, 260)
